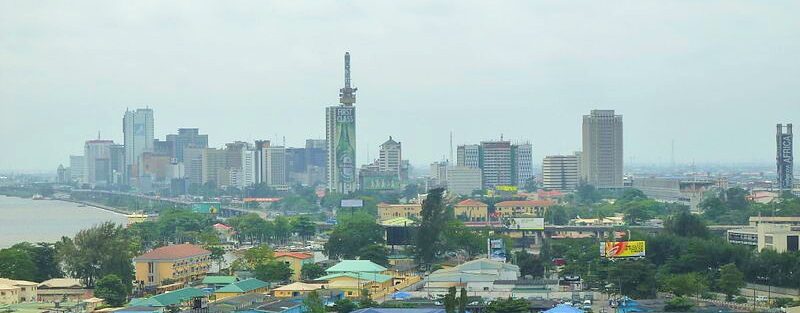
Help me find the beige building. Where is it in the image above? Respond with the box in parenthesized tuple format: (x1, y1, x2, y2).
(274, 252, 314, 282)
(727, 223, 800, 253)
(37, 278, 91, 302)
(377, 203, 422, 221)
(0, 279, 37, 304)
(453, 199, 488, 221)
(494, 200, 552, 218)
(134, 244, 212, 288)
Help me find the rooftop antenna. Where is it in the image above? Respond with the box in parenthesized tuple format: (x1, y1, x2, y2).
(449, 131, 454, 163)
(97, 131, 101, 140)
(339, 52, 357, 106)
(282, 136, 286, 147)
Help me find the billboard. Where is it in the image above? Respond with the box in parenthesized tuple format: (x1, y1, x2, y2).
(191, 202, 220, 214)
(600, 241, 646, 258)
(504, 217, 545, 230)
(488, 239, 507, 262)
(360, 172, 401, 191)
(335, 107, 356, 184)
(340, 199, 364, 208)
(777, 127, 793, 190)
(495, 185, 518, 193)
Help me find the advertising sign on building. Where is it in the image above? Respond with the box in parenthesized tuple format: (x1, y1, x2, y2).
(504, 217, 545, 230)
(600, 241, 646, 258)
(777, 129, 793, 190)
(191, 202, 220, 214)
(340, 199, 364, 208)
(488, 239, 507, 262)
(335, 107, 356, 184)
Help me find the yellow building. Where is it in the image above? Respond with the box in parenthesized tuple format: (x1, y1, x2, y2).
(0, 284, 20, 304)
(272, 282, 326, 298)
(0, 279, 37, 303)
(134, 244, 211, 288)
(214, 278, 270, 300)
(274, 252, 314, 282)
(494, 200, 553, 218)
(454, 199, 489, 221)
(377, 203, 422, 221)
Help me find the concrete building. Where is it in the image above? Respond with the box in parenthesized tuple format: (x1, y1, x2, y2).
(326, 52, 358, 194)
(37, 278, 91, 302)
(445, 166, 482, 195)
(123, 108, 155, 180)
(727, 223, 799, 252)
(429, 161, 449, 188)
(494, 200, 553, 218)
(69, 155, 85, 184)
(777, 124, 794, 192)
(84, 139, 114, 186)
(166, 128, 209, 162)
(109, 144, 126, 185)
(454, 199, 489, 221)
(134, 244, 211, 288)
(424, 259, 519, 293)
(582, 109, 623, 188)
(265, 146, 287, 188)
(202, 148, 227, 186)
(183, 147, 205, 185)
(57, 165, 68, 184)
(378, 136, 402, 178)
(285, 140, 327, 187)
(0, 279, 37, 304)
(480, 140, 513, 189)
(378, 203, 422, 221)
(631, 177, 715, 213)
(542, 154, 580, 191)
(512, 142, 533, 187)
(456, 144, 480, 168)
(274, 252, 314, 282)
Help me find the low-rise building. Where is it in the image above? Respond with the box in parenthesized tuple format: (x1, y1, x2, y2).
(377, 203, 422, 221)
(37, 278, 92, 302)
(202, 276, 239, 290)
(424, 258, 520, 293)
(214, 278, 270, 300)
(0, 279, 37, 303)
(128, 287, 207, 309)
(727, 223, 800, 252)
(134, 244, 212, 289)
(272, 282, 326, 298)
(314, 260, 392, 299)
(274, 252, 314, 282)
(494, 200, 552, 218)
(453, 199, 489, 221)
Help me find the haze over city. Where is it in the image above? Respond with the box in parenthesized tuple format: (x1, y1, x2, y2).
(1, 1, 799, 172)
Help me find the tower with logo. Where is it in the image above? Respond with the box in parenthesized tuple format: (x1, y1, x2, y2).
(326, 53, 358, 193)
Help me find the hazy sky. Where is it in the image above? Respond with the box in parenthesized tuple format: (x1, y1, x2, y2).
(1, 1, 799, 172)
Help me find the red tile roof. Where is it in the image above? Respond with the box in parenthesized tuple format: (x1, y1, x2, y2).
(456, 199, 488, 207)
(274, 251, 313, 260)
(496, 200, 554, 207)
(135, 244, 210, 261)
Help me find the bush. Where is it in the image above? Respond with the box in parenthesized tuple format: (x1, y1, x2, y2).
(734, 296, 748, 304)
(700, 292, 716, 300)
(664, 297, 694, 312)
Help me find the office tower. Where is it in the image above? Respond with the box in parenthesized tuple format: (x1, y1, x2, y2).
(457, 144, 480, 168)
(400, 160, 411, 181)
(84, 139, 114, 186)
(69, 155, 85, 183)
(777, 124, 794, 191)
(265, 146, 287, 187)
(512, 142, 533, 187)
(109, 144, 126, 185)
(378, 136, 402, 178)
(241, 147, 256, 188)
(254, 140, 270, 184)
(57, 165, 68, 184)
(429, 161, 449, 188)
(446, 166, 483, 195)
(582, 109, 624, 188)
(183, 147, 205, 185)
(166, 128, 209, 162)
(123, 108, 154, 180)
(202, 148, 227, 185)
(480, 140, 512, 189)
(326, 52, 358, 193)
(542, 154, 580, 191)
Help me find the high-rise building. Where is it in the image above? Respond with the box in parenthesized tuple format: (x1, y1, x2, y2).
(582, 109, 623, 188)
(69, 155, 85, 184)
(183, 147, 205, 185)
(378, 136, 402, 178)
(166, 128, 209, 162)
(57, 165, 68, 184)
(84, 139, 114, 186)
(457, 144, 480, 168)
(326, 52, 358, 194)
(123, 108, 154, 180)
(429, 161, 449, 188)
(480, 140, 512, 189)
(265, 146, 287, 188)
(777, 124, 794, 191)
(446, 166, 483, 195)
(254, 140, 271, 185)
(512, 142, 533, 187)
(202, 148, 227, 186)
(542, 154, 580, 191)
(109, 144, 126, 185)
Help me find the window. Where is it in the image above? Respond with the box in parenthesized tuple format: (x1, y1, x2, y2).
(765, 235, 774, 244)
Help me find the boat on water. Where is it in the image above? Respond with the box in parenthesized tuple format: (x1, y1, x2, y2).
(32, 194, 44, 200)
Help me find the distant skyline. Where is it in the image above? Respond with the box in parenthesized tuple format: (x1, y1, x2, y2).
(1, 1, 798, 172)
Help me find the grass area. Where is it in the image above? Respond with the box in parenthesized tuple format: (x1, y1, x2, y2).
(5, 302, 80, 313)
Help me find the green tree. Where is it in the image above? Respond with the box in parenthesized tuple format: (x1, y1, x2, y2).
(575, 183, 601, 204)
(458, 288, 468, 313)
(290, 216, 316, 240)
(717, 263, 745, 301)
(206, 246, 226, 272)
(485, 297, 529, 313)
(254, 261, 292, 282)
(303, 290, 325, 313)
(94, 274, 127, 306)
(324, 213, 384, 259)
(232, 245, 274, 270)
(301, 263, 326, 280)
(334, 298, 358, 313)
(665, 211, 709, 238)
(664, 297, 694, 312)
(416, 187, 447, 267)
(0, 248, 36, 281)
(444, 286, 457, 313)
(664, 273, 707, 297)
(9, 242, 62, 282)
(358, 244, 389, 267)
(514, 250, 544, 278)
(544, 206, 570, 225)
(358, 289, 378, 308)
(57, 222, 134, 289)
(608, 259, 658, 299)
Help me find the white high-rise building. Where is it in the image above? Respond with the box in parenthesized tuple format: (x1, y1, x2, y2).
(123, 108, 154, 180)
(582, 109, 623, 188)
(378, 136, 402, 178)
(84, 139, 114, 186)
(457, 144, 480, 168)
(242, 148, 256, 188)
(542, 154, 580, 191)
(512, 143, 533, 187)
(69, 155, 85, 184)
(446, 166, 483, 195)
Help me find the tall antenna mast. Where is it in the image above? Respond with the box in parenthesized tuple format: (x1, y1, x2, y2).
(339, 52, 357, 106)
(449, 131, 454, 164)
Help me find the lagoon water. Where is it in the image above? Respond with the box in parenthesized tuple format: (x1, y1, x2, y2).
(0, 195, 127, 248)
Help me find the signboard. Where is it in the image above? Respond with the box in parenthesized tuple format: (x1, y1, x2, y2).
(335, 107, 356, 184)
(495, 185, 518, 193)
(600, 241, 646, 258)
(191, 202, 220, 214)
(777, 132, 793, 190)
(504, 217, 545, 230)
(488, 239, 507, 262)
(360, 172, 401, 191)
(340, 199, 364, 208)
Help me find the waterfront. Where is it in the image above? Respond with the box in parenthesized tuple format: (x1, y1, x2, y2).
(0, 195, 127, 248)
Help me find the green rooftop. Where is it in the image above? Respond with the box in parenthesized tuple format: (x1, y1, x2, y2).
(202, 275, 239, 285)
(129, 287, 206, 307)
(325, 260, 387, 274)
(316, 272, 393, 283)
(216, 278, 270, 293)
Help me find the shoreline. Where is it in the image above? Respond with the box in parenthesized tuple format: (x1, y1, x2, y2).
(0, 194, 132, 216)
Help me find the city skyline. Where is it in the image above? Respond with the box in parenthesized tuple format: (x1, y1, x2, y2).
(2, 1, 799, 171)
